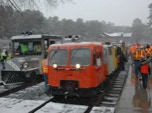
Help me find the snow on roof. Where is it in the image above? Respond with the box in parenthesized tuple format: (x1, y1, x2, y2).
(123, 33, 132, 37)
(109, 33, 122, 37)
(11, 34, 43, 40)
(104, 32, 123, 37)
(11, 34, 62, 40)
(100, 32, 132, 38)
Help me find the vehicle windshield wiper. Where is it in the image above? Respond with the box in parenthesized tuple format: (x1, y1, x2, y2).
(50, 48, 59, 60)
(71, 47, 81, 61)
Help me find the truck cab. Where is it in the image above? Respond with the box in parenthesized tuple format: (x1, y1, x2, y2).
(2, 33, 63, 84)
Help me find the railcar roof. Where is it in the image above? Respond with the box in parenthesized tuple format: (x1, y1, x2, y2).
(49, 42, 103, 48)
(11, 34, 62, 40)
(103, 44, 113, 47)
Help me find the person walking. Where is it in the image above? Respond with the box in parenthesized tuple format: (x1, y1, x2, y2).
(0, 50, 8, 70)
(41, 59, 51, 96)
(119, 49, 128, 70)
(140, 58, 150, 89)
(132, 43, 146, 79)
(130, 44, 137, 60)
(145, 44, 152, 58)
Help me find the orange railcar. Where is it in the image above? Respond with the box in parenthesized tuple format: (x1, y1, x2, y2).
(47, 42, 107, 97)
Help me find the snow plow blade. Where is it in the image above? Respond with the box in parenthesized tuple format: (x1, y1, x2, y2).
(1, 70, 26, 84)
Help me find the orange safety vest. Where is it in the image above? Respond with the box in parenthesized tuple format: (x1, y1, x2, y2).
(140, 64, 149, 74)
(145, 48, 152, 57)
(133, 49, 145, 60)
(42, 59, 48, 74)
(130, 45, 137, 54)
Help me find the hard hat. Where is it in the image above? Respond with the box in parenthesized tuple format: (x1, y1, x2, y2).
(146, 44, 150, 48)
(136, 43, 141, 47)
(141, 45, 144, 48)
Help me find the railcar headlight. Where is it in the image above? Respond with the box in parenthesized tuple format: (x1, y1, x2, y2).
(53, 63, 58, 69)
(23, 62, 29, 68)
(75, 63, 81, 69)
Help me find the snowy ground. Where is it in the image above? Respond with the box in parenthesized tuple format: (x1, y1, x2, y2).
(0, 68, 115, 113)
(0, 97, 115, 113)
(0, 78, 115, 113)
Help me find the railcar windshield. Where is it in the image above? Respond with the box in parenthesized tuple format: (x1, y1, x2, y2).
(49, 49, 68, 66)
(70, 48, 91, 66)
(13, 41, 42, 56)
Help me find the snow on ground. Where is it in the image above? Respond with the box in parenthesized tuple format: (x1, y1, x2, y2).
(91, 107, 115, 113)
(0, 97, 115, 113)
(35, 102, 87, 113)
(0, 68, 115, 113)
(0, 97, 45, 113)
(36, 102, 115, 113)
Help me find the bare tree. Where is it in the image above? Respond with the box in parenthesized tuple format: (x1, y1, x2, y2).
(148, 3, 152, 27)
(0, 0, 72, 11)
(132, 18, 145, 43)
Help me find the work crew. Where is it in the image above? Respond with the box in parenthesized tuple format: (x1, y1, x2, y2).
(132, 43, 146, 79)
(140, 58, 150, 89)
(0, 50, 9, 70)
(119, 49, 128, 70)
(145, 44, 152, 58)
(130, 44, 136, 54)
(34, 43, 42, 54)
(45, 48, 48, 53)
(130, 44, 137, 61)
(44, 46, 48, 58)
(17, 42, 29, 54)
(7, 52, 12, 60)
(120, 41, 128, 59)
(41, 59, 51, 96)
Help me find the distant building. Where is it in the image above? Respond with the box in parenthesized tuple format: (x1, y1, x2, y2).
(123, 33, 133, 44)
(99, 32, 132, 44)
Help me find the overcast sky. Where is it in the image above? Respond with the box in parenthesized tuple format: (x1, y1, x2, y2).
(42, 0, 152, 26)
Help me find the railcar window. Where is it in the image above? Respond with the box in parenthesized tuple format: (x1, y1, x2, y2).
(13, 41, 42, 56)
(93, 50, 96, 65)
(96, 52, 102, 66)
(49, 49, 68, 66)
(108, 47, 112, 55)
(50, 41, 55, 44)
(103, 49, 108, 64)
(70, 48, 90, 66)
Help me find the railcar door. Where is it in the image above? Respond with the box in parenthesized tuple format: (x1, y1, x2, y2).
(93, 47, 105, 84)
(103, 47, 108, 76)
(43, 37, 62, 58)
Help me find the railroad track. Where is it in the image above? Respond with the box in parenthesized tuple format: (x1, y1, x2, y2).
(0, 80, 42, 97)
(1, 67, 127, 113)
(27, 63, 129, 113)
(84, 64, 129, 113)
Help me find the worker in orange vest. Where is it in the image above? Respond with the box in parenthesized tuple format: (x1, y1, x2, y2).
(140, 58, 150, 88)
(145, 44, 152, 58)
(132, 43, 146, 79)
(42, 59, 51, 95)
(130, 44, 137, 60)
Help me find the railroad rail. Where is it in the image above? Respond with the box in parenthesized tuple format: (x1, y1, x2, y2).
(0, 79, 42, 97)
(27, 62, 129, 113)
(84, 63, 129, 113)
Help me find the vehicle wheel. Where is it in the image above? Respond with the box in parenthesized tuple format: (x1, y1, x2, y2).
(30, 71, 36, 82)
